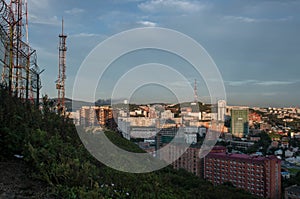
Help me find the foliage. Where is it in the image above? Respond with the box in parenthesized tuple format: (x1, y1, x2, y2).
(0, 87, 257, 198)
(245, 131, 271, 155)
(282, 171, 300, 190)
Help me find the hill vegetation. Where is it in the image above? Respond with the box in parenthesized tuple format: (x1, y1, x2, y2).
(0, 86, 257, 198)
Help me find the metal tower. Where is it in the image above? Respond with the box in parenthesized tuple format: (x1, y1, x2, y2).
(56, 19, 67, 113)
(4, 0, 25, 97)
(0, 0, 40, 104)
(193, 79, 198, 103)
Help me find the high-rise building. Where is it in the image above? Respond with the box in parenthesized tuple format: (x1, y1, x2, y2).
(167, 145, 281, 198)
(204, 148, 281, 199)
(231, 107, 249, 138)
(79, 106, 98, 127)
(165, 145, 227, 178)
(97, 106, 115, 129)
(217, 100, 226, 122)
(155, 127, 178, 149)
(79, 106, 115, 129)
(172, 146, 202, 176)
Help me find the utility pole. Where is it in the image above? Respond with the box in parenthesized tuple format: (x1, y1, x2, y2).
(36, 69, 44, 107)
(30, 68, 44, 107)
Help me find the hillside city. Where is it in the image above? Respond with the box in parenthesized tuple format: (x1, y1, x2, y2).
(0, 0, 299, 198)
(68, 98, 300, 199)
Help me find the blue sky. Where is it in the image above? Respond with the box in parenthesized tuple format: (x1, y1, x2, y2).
(26, 0, 300, 107)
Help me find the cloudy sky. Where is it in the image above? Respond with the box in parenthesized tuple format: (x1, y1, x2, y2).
(26, 0, 300, 107)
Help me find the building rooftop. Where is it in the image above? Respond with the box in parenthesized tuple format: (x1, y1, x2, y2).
(207, 152, 279, 163)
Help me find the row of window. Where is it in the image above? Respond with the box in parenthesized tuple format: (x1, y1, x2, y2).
(209, 159, 264, 168)
(206, 172, 264, 179)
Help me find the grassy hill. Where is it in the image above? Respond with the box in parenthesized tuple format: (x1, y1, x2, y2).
(0, 86, 257, 198)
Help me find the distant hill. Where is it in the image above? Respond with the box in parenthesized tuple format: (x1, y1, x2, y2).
(64, 98, 212, 113)
(64, 98, 115, 111)
(51, 98, 112, 112)
(173, 101, 212, 112)
(65, 98, 94, 111)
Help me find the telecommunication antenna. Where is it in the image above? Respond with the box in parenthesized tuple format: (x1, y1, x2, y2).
(194, 79, 198, 103)
(56, 18, 67, 113)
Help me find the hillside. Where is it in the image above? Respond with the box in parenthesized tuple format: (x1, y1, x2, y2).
(0, 86, 257, 198)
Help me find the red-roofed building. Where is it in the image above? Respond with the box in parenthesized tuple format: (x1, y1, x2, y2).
(249, 112, 262, 124)
(204, 149, 281, 199)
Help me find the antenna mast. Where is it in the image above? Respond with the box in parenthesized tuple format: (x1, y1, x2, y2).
(194, 79, 198, 103)
(56, 18, 67, 113)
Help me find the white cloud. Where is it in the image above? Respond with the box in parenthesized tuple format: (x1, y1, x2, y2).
(226, 80, 297, 87)
(137, 20, 157, 27)
(223, 16, 293, 23)
(70, 33, 101, 38)
(111, 0, 144, 2)
(65, 8, 85, 15)
(138, 0, 207, 13)
(225, 80, 258, 86)
(28, 14, 60, 26)
(254, 81, 296, 86)
(223, 16, 258, 23)
(28, 0, 50, 10)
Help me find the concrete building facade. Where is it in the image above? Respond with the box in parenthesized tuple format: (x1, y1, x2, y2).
(217, 100, 226, 122)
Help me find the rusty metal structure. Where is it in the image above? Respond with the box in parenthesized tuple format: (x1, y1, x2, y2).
(56, 19, 67, 112)
(0, 0, 40, 102)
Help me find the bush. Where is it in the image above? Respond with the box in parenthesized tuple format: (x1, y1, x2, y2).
(0, 87, 257, 198)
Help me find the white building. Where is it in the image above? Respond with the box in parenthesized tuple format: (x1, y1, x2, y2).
(188, 112, 201, 120)
(161, 110, 174, 119)
(117, 118, 131, 140)
(217, 100, 226, 122)
(184, 133, 197, 144)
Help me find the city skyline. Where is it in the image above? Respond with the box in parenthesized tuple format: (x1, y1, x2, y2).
(27, 0, 300, 107)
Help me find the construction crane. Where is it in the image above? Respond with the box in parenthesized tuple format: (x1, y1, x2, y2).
(56, 19, 67, 113)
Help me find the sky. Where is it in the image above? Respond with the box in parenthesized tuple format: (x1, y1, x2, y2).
(25, 0, 300, 107)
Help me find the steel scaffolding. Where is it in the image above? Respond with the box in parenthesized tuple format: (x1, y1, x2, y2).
(0, 0, 41, 102)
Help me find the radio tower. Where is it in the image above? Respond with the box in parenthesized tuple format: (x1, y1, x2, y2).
(191, 79, 198, 106)
(193, 79, 198, 103)
(56, 19, 67, 113)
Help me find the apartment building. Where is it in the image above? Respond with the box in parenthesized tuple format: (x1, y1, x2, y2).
(204, 149, 281, 199)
